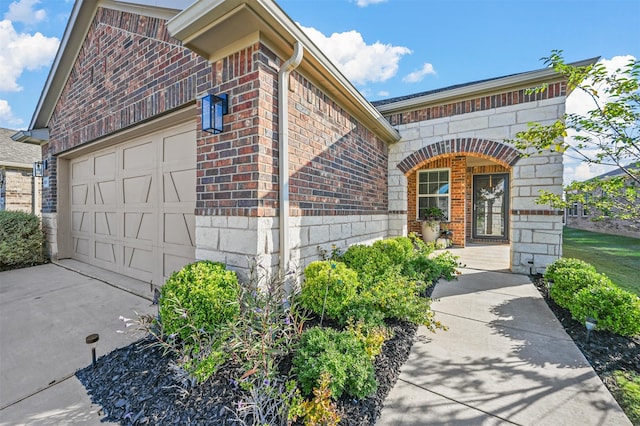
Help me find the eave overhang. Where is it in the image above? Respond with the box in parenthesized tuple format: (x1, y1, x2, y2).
(11, 129, 50, 146)
(167, 0, 401, 144)
(375, 58, 600, 116)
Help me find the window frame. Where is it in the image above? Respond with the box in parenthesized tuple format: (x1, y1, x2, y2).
(416, 168, 451, 221)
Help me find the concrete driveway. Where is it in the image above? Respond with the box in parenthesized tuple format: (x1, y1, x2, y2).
(0, 261, 156, 425)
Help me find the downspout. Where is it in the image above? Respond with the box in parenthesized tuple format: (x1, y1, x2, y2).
(278, 41, 303, 279)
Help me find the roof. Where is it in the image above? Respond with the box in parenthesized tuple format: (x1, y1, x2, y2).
(373, 57, 599, 114)
(594, 162, 640, 179)
(0, 128, 41, 168)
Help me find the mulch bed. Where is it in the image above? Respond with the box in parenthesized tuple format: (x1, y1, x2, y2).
(531, 275, 640, 413)
(76, 288, 433, 425)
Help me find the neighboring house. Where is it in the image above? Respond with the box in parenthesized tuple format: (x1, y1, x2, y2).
(13, 0, 588, 285)
(0, 128, 41, 214)
(565, 163, 640, 238)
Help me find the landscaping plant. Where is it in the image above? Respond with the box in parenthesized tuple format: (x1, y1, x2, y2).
(548, 268, 612, 309)
(569, 285, 640, 337)
(0, 210, 45, 270)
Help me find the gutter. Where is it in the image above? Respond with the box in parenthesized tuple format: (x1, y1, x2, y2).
(278, 41, 303, 279)
(11, 129, 49, 145)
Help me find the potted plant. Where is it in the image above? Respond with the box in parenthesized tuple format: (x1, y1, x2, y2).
(420, 206, 446, 243)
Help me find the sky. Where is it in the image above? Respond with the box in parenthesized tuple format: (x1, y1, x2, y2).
(1, 0, 638, 184)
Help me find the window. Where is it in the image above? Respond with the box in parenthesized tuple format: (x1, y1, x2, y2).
(417, 169, 450, 220)
(567, 203, 578, 217)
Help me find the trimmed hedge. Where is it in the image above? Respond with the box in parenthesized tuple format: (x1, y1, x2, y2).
(569, 285, 640, 337)
(549, 268, 612, 309)
(544, 257, 596, 283)
(159, 261, 240, 343)
(0, 210, 45, 270)
(300, 261, 359, 323)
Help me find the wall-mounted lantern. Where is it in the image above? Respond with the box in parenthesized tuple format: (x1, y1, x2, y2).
(33, 161, 43, 177)
(202, 93, 228, 134)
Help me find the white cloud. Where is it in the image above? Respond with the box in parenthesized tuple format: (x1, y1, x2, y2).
(403, 63, 436, 83)
(563, 55, 636, 183)
(4, 0, 46, 24)
(352, 0, 387, 6)
(300, 24, 411, 85)
(0, 19, 59, 92)
(0, 99, 24, 128)
(377, 90, 389, 97)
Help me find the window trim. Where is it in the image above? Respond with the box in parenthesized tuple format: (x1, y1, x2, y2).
(416, 168, 451, 221)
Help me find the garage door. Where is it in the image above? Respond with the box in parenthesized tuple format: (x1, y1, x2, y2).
(70, 123, 196, 285)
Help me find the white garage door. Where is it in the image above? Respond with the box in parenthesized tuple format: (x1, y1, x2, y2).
(69, 123, 196, 285)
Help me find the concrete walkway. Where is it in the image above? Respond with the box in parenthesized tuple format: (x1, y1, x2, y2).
(0, 262, 155, 425)
(378, 262, 632, 425)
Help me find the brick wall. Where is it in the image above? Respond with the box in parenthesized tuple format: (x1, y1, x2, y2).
(44, 7, 210, 213)
(2, 170, 40, 214)
(288, 73, 388, 216)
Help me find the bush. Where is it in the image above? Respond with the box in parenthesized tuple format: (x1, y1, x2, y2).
(544, 257, 596, 283)
(293, 327, 376, 400)
(549, 268, 612, 309)
(569, 285, 640, 336)
(159, 261, 240, 344)
(0, 210, 45, 269)
(300, 261, 359, 322)
(341, 244, 396, 285)
(372, 237, 414, 266)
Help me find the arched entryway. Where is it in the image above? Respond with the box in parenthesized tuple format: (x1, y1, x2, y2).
(397, 138, 521, 247)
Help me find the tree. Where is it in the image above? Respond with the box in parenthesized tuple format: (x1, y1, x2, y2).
(513, 50, 639, 223)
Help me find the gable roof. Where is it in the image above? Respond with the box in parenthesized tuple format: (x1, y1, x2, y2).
(0, 128, 41, 168)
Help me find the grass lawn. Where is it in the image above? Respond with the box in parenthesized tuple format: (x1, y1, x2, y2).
(562, 227, 640, 296)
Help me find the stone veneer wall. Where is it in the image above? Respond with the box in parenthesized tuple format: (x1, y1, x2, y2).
(387, 90, 567, 274)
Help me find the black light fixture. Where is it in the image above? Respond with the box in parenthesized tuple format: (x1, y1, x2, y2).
(201, 93, 228, 134)
(85, 333, 99, 367)
(585, 317, 597, 343)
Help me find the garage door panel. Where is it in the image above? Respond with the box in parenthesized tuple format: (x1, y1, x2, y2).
(164, 213, 194, 246)
(69, 122, 195, 284)
(123, 175, 153, 204)
(73, 237, 90, 259)
(124, 212, 155, 241)
(72, 184, 89, 206)
(94, 152, 116, 176)
(94, 241, 117, 264)
(72, 159, 90, 179)
(123, 141, 154, 171)
(94, 211, 116, 236)
(95, 180, 116, 205)
(72, 211, 89, 232)
(163, 169, 196, 203)
(163, 131, 196, 163)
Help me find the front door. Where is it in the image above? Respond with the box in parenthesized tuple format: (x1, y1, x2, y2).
(473, 173, 509, 239)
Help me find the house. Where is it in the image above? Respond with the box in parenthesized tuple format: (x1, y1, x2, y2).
(565, 163, 640, 238)
(13, 0, 588, 285)
(1, 128, 41, 214)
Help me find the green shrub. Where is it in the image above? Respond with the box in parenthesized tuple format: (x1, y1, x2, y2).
(404, 255, 442, 285)
(544, 257, 596, 283)
(0, 210, 45, 269)
(293, 327, 376, 400)
(159, 261, 240, 343)
(549, 268, 612, 308)
(432, 251, 462, 281)
(300, 261, 359, 322)
(341, 244, 396, 284)
(360, 272, 441, 330)
(569, 285, 640, 336)
(372, 237, 414, 266)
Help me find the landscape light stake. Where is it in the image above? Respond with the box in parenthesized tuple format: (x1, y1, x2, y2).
(85, 333, 99, 367)
(585, 317, 597, 343)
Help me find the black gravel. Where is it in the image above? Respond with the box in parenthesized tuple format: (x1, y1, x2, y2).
(76, 288, 430, 425)
(531, 275, 640, 412)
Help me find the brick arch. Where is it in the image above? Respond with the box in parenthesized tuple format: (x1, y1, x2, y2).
(397, 138, 521, 174)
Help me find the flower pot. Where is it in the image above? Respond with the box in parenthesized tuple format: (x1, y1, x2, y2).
(421, 220, 440, 243)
